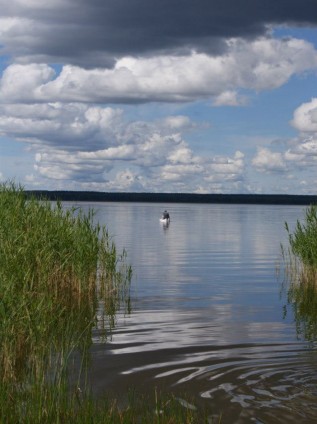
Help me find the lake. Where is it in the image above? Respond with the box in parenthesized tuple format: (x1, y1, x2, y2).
(68, 202, 317, 423)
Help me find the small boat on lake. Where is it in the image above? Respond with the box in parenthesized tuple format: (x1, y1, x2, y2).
(160, 216, 170, 225)
(160, 210, 170, 225)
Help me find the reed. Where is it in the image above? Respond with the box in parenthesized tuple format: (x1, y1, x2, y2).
(282, 204, 317, 341)
(0, 182, 132, 421)
(285, 204, 317, 268)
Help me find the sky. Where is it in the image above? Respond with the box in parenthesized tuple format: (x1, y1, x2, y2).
(0, 0, 317, 194)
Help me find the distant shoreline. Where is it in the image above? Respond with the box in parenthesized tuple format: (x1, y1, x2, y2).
(26, 191, 317, 205)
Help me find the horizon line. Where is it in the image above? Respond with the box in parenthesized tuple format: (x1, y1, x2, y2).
(25, 190, 317, 205)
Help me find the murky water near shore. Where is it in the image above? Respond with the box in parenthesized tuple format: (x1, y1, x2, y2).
(68, 202, 317, 423)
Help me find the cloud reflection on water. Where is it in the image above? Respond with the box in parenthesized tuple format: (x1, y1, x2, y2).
(82, 202, 317, 422)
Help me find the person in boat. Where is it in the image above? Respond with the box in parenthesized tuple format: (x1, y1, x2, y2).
(162, 210, 170, 220)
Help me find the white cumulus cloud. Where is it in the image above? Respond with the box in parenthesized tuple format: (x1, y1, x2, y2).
(1, 37, 316, 105)
(291, 98, 317, 133)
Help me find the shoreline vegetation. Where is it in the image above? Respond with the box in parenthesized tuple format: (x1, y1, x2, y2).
(26, 190, 317, 205)
(282, 204, 317, 342)
(0, 183, 211, 423)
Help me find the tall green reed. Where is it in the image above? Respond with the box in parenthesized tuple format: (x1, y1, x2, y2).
(285, 204, 317, 268)
(282, 204, 317, 342)
(0, 182, 132, 420)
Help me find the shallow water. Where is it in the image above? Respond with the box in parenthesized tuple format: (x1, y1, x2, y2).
(70, 202, 317, 422)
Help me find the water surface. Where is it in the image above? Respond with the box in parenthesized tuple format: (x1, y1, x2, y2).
(70, 202, 317, 423)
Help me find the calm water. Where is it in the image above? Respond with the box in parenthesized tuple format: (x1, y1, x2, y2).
(71, 202, 317, 423)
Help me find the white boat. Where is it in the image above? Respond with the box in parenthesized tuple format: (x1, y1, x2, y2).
(160, 216, 170, 225)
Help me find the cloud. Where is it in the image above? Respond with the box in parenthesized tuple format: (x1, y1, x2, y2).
(281, 99, 317, 168)
(1, 37, 316, 105)
(1, 0, 317, 66)
(250, 97, 317, 183)
(205, 151, 245, 182)
(213, 91, 247, 106)
(1, 0, 317, 194)
(158, 149, 245, 192)
(0, 64, 55, 102)
(252, 135, 317, 176)
(291, 98, 317, 133)
(0, 96, 246, 191)
(160, 116, 195, 131)
(0, 103, 125, 151)
(252, 95, 317, 175)
(252, 147, 287, 172)
(283, 136, 317, 170)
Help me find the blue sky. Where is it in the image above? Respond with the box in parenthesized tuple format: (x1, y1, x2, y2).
(0, 0, 317, 194)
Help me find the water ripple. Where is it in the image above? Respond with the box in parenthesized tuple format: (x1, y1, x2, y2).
(104, 341, 317, 422)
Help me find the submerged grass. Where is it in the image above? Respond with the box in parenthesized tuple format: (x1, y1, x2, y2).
(0, 384, 211, 423)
